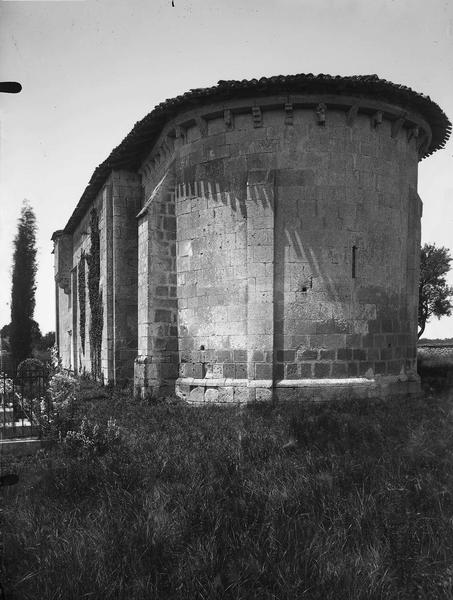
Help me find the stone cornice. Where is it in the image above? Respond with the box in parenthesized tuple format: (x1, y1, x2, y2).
(138, 94, 434, 182)
(61, 73, 451, 234)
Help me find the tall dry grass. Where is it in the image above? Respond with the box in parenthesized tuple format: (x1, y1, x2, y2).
(2, 388, 453, 599)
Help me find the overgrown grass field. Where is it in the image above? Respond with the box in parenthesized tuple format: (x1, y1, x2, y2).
(3, 376, 453, 598)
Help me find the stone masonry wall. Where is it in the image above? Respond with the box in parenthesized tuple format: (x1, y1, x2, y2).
(57, 171, 141, 383)
(71, 190, 104, 376)
(112, 170, 142, 383)
(135, 152, 178, 397)
(271, 110, 420, 383)
(174, 117, 277, 402)
(53, 232, 73, 369)
(74, 218, 92, 375)
(152, 96, 424, 401)
(55, 281, 72, 369)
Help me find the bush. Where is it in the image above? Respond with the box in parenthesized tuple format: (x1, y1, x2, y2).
(64, 416, 122, 459)
(16, 357, 46, 378)
(48, 343, 62, 376)
(48, 370, 78, 408)
(0, 371, 14, 395)
(42, 370, 82, 439)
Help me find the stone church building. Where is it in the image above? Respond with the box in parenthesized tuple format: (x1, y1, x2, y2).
(52, 73, 450, 402)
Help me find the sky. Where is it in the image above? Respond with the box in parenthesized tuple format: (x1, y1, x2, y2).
(0, 0, 452, 338)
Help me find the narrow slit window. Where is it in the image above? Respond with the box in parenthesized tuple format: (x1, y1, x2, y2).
(352, 245, 357, 279)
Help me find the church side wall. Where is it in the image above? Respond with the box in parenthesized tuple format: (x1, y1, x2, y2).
(53, 233, 73, 370)
(56, 169, 140, 383)
(71, 189, 105, 376)
(55, 283, 72, 369)
(112, 170, 142, 383)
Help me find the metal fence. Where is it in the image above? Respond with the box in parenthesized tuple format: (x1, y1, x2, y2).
(1, 371, 48, 439)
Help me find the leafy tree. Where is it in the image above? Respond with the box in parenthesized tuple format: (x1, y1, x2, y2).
(1, 321, 54, 353)
(0, 323, 10, 351)
(0, 323, 10, 338)
(38, 331, 56, 351)
(418, 243, 453, 338)
(31, 319, 42, 349)
(10, 202, 38, 368)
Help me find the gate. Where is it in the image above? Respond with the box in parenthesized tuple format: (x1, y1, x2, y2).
(0, 371, 48, 439)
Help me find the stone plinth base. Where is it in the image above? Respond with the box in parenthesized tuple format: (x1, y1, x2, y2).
(176, 375, 421, 404)
(134, 355, 178, 399)
(176, 378, 273, 404)
(274, 376, 420, 402)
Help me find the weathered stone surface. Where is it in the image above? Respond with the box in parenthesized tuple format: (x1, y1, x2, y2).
(204, 388, 219, 403)
(218, 386, 234, 402)
(234, 387, 251, 403)
(255, 387, 273, 402)
(189, 386, 205, 403)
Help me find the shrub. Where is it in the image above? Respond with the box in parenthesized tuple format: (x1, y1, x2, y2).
(16, 357, 45, 378)
(48, 343, 62, 376)
(64, 416, 121, 459)
(48, 370, 78, 408)
(0, 371, 14, 395)
(42, 370, 82, 439)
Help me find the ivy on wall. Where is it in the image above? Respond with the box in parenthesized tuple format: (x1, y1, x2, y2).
(78, 252, 86, 354)
(86, 208, 103, 379)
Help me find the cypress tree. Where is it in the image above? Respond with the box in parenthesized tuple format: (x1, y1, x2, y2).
(10, 202, 38, 369)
